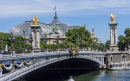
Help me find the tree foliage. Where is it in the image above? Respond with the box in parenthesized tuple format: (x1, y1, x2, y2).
(65, 26, 94, 49)
(0, 32, 31, 52)
(105, 40, 110, 50)
(118, 28, 130, 51)
(0, 32, 10, 51)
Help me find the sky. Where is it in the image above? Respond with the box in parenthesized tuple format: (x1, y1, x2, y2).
(0, 0, 130, 43)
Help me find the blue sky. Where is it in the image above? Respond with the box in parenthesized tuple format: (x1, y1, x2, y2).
(0, 0, 130, 43)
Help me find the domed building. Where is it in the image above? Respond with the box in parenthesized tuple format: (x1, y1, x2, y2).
(8, 12, 79, 44)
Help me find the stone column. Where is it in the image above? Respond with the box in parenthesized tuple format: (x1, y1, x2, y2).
(109, 22, 118, 51)
(30, 25, 41, 51)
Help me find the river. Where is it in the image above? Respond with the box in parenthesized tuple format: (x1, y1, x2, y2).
(13, 69, 130, 81)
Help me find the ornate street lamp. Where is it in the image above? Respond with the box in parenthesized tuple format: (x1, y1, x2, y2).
(86, 42, 88, 50)
(107, 42, 110, 50)
(98, 45, 100, 51)
(82, 41, 83, 51)
(127, 40, 129, 51)
(9, 32, 15, 51)
(56, 35, 59, 50)
(23, 29, 26, 51)
(91, 43, 92, 51)
(65, 39, 67, 49)
(19, 47, 21, 52)
(102, 44, 104, 51)
(76, 39, 78, 44)
(43, 34, 47, 52)
(1, 46, 3, 51)
(95, 44, 96, 51)
(29, 34, 33, 50)
(119, 43, 121, 51)
(26, 46, 28, 52)
(75, 39, 78, 48)
(1, 37, 3, 51)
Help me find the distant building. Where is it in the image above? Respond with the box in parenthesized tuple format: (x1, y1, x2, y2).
(91, 28, 102, 45)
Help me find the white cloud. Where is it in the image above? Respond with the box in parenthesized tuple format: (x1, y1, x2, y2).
(0, 0, 130, 17)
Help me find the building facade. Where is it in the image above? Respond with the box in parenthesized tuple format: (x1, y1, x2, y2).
(91, 28, 102, 45)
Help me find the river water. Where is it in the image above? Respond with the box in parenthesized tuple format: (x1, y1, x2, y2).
(13, 69, 130, 81)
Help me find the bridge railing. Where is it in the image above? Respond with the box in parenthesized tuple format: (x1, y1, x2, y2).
(0, 51, 69, 58)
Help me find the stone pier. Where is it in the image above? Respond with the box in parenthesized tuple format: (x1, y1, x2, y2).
(109, 22, 118, 51)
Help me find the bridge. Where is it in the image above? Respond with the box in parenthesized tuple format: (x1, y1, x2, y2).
(0, 51, 105, 81)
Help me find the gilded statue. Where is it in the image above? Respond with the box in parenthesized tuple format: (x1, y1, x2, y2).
(31, 16, 38, 25)
(110, 13, 117, 22)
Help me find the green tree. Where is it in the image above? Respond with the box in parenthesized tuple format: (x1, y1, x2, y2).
(65, 26, 94, 49)
(59, 42, 65, 50)
(105, 40, 110, 50)
(40, 41, 45, 51)
(118, 35, 126, 51)
(0, 32, 10, 51)
(125, 28, 130, 37)
(118, 28, 130, 51)
(13, 36, 24, 52)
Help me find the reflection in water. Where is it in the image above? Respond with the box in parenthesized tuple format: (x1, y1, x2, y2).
(13, 69, 130, 81)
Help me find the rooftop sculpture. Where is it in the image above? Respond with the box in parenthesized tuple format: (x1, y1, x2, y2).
(31, 16, 38, 25)
(110, 13, 117, 22)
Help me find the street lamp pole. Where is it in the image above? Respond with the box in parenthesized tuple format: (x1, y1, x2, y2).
(76, 39, 78, 45)
(82, 41, 83, 51)
(128, 40, 129, 51)
(43, 34, 47, 52)
(19, 47, 21, 52)
(1, 37, 3, 51)
(56, 35, 59, 50)
(120, 43, 121, 51)
(95, 44, 96, 51)
(86, 42, 88, 51)
(98, 45, 100, 51)
(91, 43, 92, 51)
(9, 32, 15, 51)
(23, 29, 26, 51)
(29, 34, 33, 50)
(65, 39, 67, 49)
(102, 44, 104, 52)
